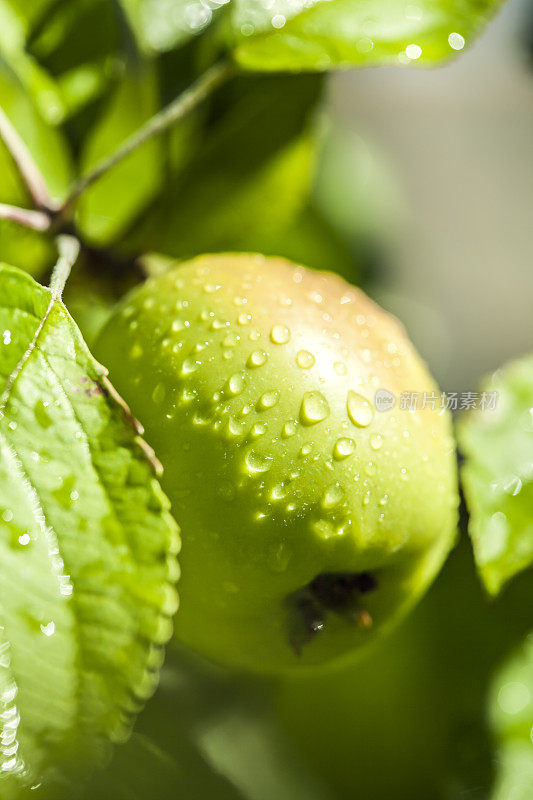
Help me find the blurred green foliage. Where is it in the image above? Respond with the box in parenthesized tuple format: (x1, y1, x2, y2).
(459, 356, 533, 595)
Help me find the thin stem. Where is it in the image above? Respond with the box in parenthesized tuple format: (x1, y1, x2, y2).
(61, 60, 232, 212)
(50, 235, 81, 298)
(0, 203, 51, 231)
(0, 107, 55, 210)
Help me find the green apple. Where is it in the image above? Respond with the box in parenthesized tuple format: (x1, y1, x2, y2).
(95, 254, 458, 672)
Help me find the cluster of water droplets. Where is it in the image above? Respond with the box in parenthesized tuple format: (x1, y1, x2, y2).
(133, 264, 417, 548)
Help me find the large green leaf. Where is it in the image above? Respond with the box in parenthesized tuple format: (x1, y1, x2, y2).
(225, 0, 501, 71)
(0, 264, 179, 796)
(1, 0, 128, 124)
(489, 633, 533, 800)
(458, 355, 533, 595)
(26, 0, 125, 122)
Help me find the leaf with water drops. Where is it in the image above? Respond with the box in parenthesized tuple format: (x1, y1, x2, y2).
(0, 264, 179, 796)
(458, 355, 533, 595)
(488, 631, 533, 800)
(227, 0, 498, 71)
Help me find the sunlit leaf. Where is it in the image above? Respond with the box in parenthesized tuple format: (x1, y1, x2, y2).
(0, 264, 179, 795)
(226, 0, 501, 71)
(458, 355, 533, 595)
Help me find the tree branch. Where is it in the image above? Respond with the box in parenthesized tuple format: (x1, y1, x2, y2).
(0, 107, 55, 210)
(60, 60, 232, 213)
(0, 203, 51, 230)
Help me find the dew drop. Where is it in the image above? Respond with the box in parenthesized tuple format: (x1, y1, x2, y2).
(347, 391, 374, 427)
(282, 421, 297, 438)
(334, 437, 356, 460)
(296, 350, 315, 369)
(271, 483, 287, 500)
(270, 324, 290, 344)
(226, 373, 245, 396)
(223, 332, 240, 347)
(300, 391, 330, 425)
(247, 350, 268, 368)
(258, 391, 279, 410)
(370, 433, 383, 451)
(334, 361, 347, 376)
(245, 450, 273, 474)
(250, 422, 267, 438)
(322, 483, 344, 509)
(225, 416, 244, 438)
(40, 621, 55, 637)
(181, 357, 200, 376)
(130, 343, 143, 359)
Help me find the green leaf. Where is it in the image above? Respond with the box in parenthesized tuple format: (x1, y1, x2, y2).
(458, 355, 533, 595)
(122, 73, 323, 259)
(27, 0, 125, 121)
(0, 221, 55, 280)
(77, 63, 163, 246)
(0, 264, 179, 795)
(489, 633, 533, 800)
(226, 0, 501, 71)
